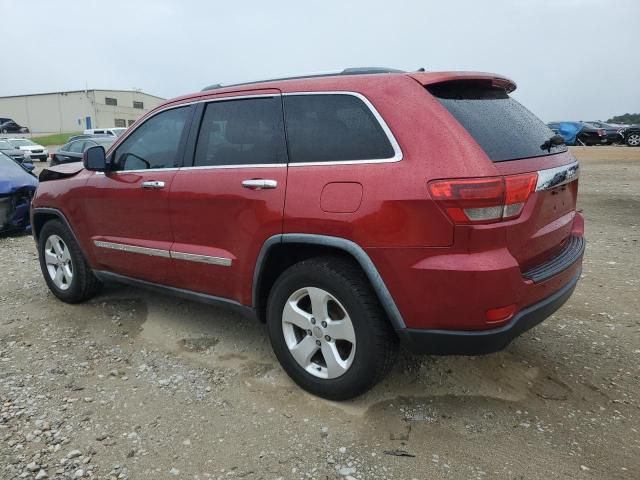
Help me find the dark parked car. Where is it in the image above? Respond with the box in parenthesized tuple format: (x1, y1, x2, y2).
(0, 119, 30, 134)
(584, 121, 624, 144)
(0, 151, 37, 234)
(51, 136, 116, 166)
(622, 125, 640, 147)
(547, 121, 609, 146)
(0, 139, 34, 171)
(31, 69, 584, 399)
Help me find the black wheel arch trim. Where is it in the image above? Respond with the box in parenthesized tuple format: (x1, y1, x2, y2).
(32, 207, 85, 252)
(253, 234, 406, 330)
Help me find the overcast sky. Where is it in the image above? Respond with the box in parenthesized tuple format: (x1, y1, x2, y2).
(2, 0, 638, 121)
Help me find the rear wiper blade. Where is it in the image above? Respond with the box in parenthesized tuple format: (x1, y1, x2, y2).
(541, 134, 565, 152)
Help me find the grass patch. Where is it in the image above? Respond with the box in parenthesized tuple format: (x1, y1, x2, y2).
(30, 132, 82, 146)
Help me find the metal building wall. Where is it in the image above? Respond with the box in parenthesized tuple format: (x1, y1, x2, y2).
(0, 90, 164, 134)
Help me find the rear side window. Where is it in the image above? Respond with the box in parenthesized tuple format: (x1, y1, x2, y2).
(194, 97, 287, 167)
(67, 140, 86, 153)
(428, 81, 567, 162)
(283, 94, 395, 163)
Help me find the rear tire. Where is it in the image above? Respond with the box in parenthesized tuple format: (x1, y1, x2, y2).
(266, 256, 398, 400)
(626, 133, 640, 147)
(38, 220, 102, 303)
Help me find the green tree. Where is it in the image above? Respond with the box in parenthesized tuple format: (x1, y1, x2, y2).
(607, 113, 640, 124)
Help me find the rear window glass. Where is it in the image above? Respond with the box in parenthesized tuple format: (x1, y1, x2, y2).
(428, 81, 567, 162)
(283, 94, 395, 163)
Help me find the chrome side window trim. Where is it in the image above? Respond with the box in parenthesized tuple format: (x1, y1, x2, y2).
(107, 90, 402, 171)
(180, 163, 286, 171)
(93, 240, 233, 266)
(536, 161, 579, 192)
(171, 251, 232, 267)
(101, 167, 181, 175)
(94, 240, 171, 258)
(282, 91, 403, 166)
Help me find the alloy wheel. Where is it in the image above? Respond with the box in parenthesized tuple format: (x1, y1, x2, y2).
(281, 287, 356, 379)
(628, 134, 640, 146)
(44, 234, 73, 290)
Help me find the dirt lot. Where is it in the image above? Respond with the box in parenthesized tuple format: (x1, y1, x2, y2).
(1, 147, 639, 480)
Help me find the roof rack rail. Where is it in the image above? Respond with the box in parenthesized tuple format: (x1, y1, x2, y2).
(201, 67, 410, 91)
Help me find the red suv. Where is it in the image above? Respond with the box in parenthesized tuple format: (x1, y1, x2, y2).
(31, 69, 584, 400)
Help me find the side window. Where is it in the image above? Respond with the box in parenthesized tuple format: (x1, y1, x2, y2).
(283, 94, 395, 163)
(82, 141, 97, 152)
(193, 97, 287, 167)
(112, 106, 190, 171)
(67, 141, 86, 153)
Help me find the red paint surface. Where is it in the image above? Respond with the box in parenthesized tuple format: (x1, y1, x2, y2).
(32, 71, 585, 332)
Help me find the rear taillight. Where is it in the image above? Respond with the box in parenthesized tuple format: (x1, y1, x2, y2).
(428, 173, 538, 224)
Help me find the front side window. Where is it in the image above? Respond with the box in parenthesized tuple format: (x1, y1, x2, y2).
(112, 106, 190, 171)
(194, 97, 287, 167)
(283, 94, 395, 163)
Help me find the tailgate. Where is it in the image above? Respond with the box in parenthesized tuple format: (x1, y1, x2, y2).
(494, 155, 579, 268)
(423, 77, 581, 269)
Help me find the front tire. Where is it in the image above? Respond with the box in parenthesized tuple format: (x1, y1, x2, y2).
(266, 256, 398, 400)
(626, 133, 640, 147)
(38, 220, 102, 303)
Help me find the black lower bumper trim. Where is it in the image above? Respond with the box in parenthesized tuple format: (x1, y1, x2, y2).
(397, 270, 581, 355)
(523, 235, 585, 283)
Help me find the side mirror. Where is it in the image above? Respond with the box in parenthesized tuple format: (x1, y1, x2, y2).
(83, 145, 107, 171)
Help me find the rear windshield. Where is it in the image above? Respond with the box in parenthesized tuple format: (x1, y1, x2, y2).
(428, 81, 567, 162)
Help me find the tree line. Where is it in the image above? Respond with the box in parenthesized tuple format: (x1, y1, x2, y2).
(607, 113, 640, 124)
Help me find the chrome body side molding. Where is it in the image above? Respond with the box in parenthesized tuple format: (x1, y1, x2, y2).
(93, 240, 232, 266)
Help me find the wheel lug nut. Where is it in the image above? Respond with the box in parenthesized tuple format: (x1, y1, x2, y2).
(315, 340, 321, 346)
(310, 318, 316, 325)
(325, 335, 331, 341)
(307, 330, 312, 336)
(321, 321, 327, 328)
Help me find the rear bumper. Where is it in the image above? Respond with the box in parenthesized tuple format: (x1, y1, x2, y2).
(397, 269, 580, 355)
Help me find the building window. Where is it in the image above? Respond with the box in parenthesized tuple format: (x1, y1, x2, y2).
(133, 101, 144, 109)
(105, 97, 118, 106)
(128, 119, 135, 126)
(114, 119, 127, 127)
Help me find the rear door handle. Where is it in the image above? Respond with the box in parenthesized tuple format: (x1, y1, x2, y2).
(141, 180, 165, 189)
(242, 179, 278, 190)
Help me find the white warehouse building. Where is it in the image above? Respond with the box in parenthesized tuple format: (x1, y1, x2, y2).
(0, 89, 165, 134)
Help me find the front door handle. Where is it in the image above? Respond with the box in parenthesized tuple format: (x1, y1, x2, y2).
(141, 180, 165, 189)
(242, 179, 278, 190)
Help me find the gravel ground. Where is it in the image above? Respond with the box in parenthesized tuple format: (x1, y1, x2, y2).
(1, 147, 639, 480)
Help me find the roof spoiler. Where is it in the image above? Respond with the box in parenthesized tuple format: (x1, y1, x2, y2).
(409, 71, 517, 93)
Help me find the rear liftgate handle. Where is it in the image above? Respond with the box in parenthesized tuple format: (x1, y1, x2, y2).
(242, 179, 278, 190)
(141, 180, 165, 189)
